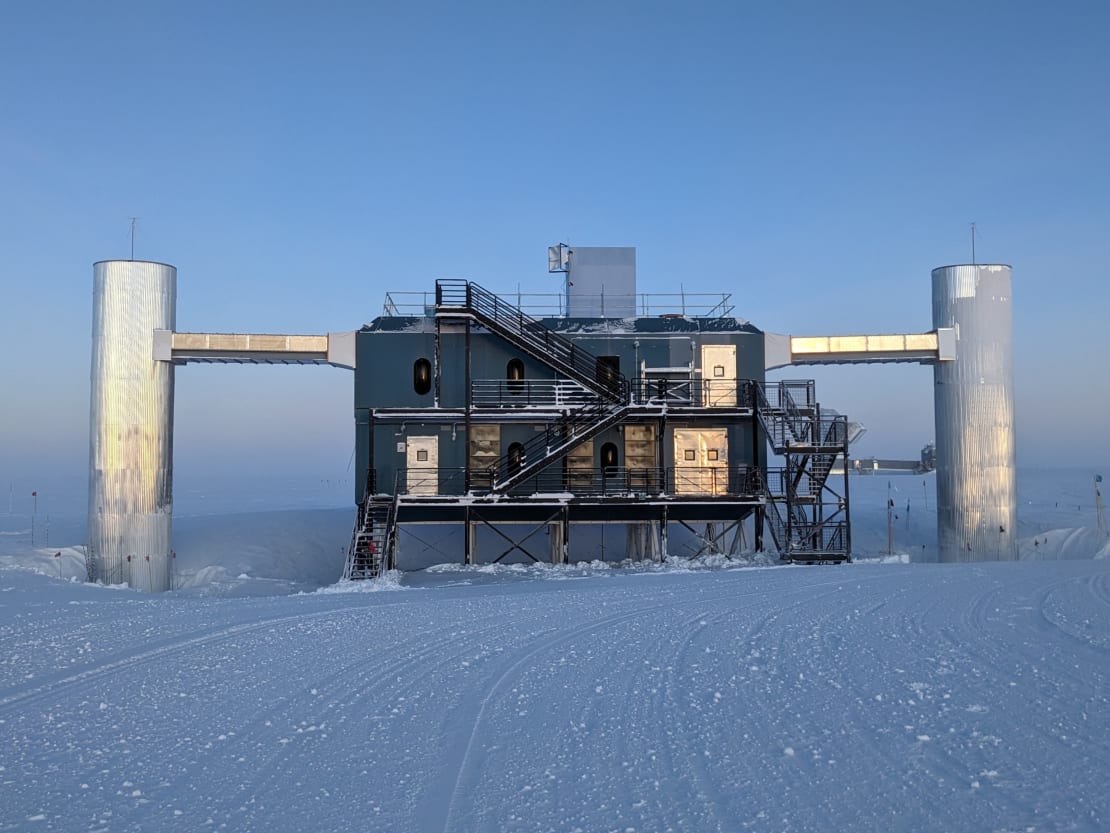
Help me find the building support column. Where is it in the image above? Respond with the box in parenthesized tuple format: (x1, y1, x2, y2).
(549, 518, 565, 565)
(660, 506, 669, 562)
(932, 264, 1017, 562)
(88, 260, 177, 592)
(464, 507, 475, 565)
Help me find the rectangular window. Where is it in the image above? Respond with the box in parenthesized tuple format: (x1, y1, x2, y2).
(417, 450, 428, 462)
(707, 449, 719, 461)
(684, 449, 696, 461)
(713, 365, 725, 378)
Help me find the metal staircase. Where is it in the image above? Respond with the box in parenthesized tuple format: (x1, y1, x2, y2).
(343, 478, 398, 580)
(752, 381, 850, 563)
(487, 402, 632, 492)
(436, 280, 629, 403)
(436, 279, 634, 494)
(430, 279, 849, 561)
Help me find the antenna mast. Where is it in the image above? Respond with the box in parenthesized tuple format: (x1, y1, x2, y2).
(129, 217, 138, 260)
(970, 222, 976, 265)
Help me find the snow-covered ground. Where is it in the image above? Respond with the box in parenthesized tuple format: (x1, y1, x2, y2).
(1, 468, 1108, 832)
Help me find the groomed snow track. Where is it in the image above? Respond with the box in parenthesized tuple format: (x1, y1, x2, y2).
(2, 559, 1109, 832)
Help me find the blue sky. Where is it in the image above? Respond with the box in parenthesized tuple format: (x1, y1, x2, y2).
(2, 0, 1107, 510)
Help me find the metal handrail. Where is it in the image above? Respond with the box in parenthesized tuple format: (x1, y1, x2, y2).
(489, 402, 628, 491)
(385, 289, 737, 319)
(629, 378, 759, 408)
(396, 464, 764, 498)
(471, 379, 596, 408)
(437, 280, 629, 403)
(472, 377, 767, 410)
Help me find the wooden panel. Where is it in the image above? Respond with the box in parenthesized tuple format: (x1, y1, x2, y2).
(567, 440, 595, 491)
(468, 425, 500, 491)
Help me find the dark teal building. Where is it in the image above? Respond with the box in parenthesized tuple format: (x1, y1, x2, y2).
(344, 248, 849, 576)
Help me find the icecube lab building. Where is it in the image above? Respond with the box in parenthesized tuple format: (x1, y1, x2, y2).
(87, 248, 1016, 591)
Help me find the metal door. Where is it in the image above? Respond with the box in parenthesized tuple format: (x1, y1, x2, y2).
(701, 345, 737, 407)
(406, 435, 439, 495)
(673, 428, 728, 495)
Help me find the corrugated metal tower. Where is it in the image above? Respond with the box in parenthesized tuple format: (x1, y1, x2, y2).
(932, 264, 1016, 562)
(88, 260, 177, 591)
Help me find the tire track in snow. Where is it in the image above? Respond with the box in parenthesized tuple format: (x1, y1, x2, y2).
(834, 580, 1029, 827)
(6, 604, 531, 833)
(434, 576, 884, 833)
(434, 602, 668, 833)
(0, 602, 379, 716)
(660, 584, 851, 832)
(431, 584, 780, 833)
(1038, 578, 1110, 654)
(193, 615, 528, 832)
(902, 571, 1110, 827)
(1089, 571, 1110, 609)
(658, 606, 748, 831)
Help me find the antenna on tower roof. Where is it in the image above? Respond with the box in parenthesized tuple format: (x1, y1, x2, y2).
(129, 217, 138, 261)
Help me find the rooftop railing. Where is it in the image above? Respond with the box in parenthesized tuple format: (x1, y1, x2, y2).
(383, 289, 737, 319)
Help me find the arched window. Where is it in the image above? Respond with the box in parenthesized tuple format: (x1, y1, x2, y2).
(506, 358, 525, 394)
(413, 358, 432, 395)
(600, 442, 619, 471)
(507, 442, 525, 474)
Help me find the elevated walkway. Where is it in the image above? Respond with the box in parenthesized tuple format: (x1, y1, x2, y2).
(765, 330, 956, 369)
(153, 330, 357, 369)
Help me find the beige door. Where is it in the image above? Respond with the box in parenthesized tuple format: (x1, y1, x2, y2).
(468, 425, 500, 491)
(406, 435, 439, 495)
(701, 345, 737, 407)
(566, 440, 595, 492)
(673, 428, 728, 495)
(624, 424, 657, 492)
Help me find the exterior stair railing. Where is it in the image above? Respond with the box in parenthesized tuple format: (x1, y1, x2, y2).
(436, 279, 636, 494)
(485, 402, 632, 493)
(436, 279, 629, 403)
(343, 471, 399, 579)
(751, 381, 850, 563)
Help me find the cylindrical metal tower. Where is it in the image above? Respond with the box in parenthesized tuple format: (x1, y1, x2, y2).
(932, 264, 1016, 562)
(88, 260, 177, 591)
